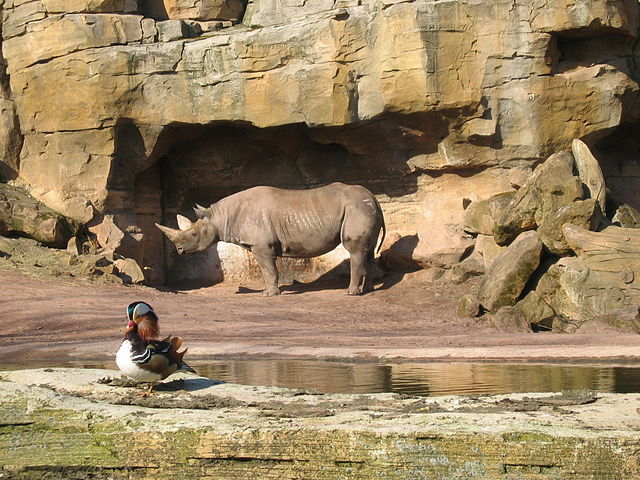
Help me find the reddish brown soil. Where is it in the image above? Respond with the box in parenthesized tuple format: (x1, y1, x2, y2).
(1, 266, 639, 367)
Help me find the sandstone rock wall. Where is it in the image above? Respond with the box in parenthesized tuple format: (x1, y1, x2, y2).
(0, 0, 21, 181)
(0, 0, 638, 286)
(2, 368, 640, 479)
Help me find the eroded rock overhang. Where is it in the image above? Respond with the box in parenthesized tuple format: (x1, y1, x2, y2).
(1, 0, 639, 284)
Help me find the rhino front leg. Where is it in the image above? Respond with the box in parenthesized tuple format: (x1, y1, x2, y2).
(251, 248, 281, 296)
(347, 251, 368, 295)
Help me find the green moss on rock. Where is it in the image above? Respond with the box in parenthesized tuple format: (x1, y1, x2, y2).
(2, 369, 640, 479)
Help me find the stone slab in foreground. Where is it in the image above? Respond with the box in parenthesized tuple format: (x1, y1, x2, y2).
(1, 368, 639, 479)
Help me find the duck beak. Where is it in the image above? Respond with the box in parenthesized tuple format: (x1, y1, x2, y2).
(125, 320, 136, 334)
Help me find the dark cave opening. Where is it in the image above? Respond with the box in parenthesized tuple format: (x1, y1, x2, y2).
(132, 112, 455, 285)
(547, 26, 637, 76)
(594, 120, 640, 214)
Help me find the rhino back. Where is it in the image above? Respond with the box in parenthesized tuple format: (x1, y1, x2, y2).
(216, 183, 376, 257)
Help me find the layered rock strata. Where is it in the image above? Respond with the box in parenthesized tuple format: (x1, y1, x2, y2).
(0, 0, 638, 286)
(2, 368, 640, 479)
(0, 182, 77, 247)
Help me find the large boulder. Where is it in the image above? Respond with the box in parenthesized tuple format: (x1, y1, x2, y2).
(463, 192, 515, 235)
(533, 224, 640, 332)
(478, 231, 543, 312)
(493, 152, 584, 245)
(537, 199, 599, 255)
(564, 223, 640, 273)
(612, 204, 640, 228)
(0, 183, 77, 248)
(572, 139, 606, 215)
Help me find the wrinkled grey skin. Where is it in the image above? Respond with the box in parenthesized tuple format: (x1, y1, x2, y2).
(156, 183, 385, 296)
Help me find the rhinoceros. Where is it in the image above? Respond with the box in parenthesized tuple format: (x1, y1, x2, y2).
(156, 182, 385, 296)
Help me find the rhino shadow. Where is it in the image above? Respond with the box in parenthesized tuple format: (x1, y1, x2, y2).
(235, 258, 405, 295)
(233, 259, 350, 295)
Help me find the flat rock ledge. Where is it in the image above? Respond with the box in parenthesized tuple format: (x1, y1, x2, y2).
(1, 368, 640, 479)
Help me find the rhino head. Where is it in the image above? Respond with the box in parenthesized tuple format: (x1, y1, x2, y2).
(155, 214, 218, 254)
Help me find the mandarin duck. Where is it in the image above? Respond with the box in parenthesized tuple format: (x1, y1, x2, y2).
(116, 301, 195, 395)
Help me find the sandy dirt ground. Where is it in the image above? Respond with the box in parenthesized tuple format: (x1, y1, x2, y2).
(2, 258, 640, 368)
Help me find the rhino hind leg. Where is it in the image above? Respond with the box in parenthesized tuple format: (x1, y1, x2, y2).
(251, 248, 281, 296)
(362, 251, 375, 293)
(342, 206, 381, 295)
(346, 251, 369, 295)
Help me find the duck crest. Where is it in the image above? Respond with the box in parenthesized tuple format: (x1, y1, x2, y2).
(127, 301, 160, 341)
(137, 313, 160, 341)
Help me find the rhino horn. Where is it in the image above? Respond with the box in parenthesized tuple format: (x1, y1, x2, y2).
(176, 214, 193, 231)
(155, 223, 180, 242)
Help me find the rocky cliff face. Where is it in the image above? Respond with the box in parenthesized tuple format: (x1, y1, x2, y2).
(0, 0, 639, 286)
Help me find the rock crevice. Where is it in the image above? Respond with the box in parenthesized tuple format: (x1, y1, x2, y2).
(0, 0, 638, 287)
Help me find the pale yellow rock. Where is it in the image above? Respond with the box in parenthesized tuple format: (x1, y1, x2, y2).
(2, 0, 47, 39)
(114, 257, 145, 283)
(18, 130, 115, 222)
(572, 139, 607, 215)
(0, 0, 638, 286)
(41, 0, 138, 13)
(414, 169, 514, 264)
(159, 0, 245, 21)
(475, 234, 507, 269)
(3, 14, 145, 74)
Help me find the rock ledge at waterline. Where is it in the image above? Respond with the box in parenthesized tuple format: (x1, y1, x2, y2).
(2, 368, 639, 478)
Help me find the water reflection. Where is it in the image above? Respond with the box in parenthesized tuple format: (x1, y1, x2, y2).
(191, 360, 640, 396)
(7, 359, 640, 396)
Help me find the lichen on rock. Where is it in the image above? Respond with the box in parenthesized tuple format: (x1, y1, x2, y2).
(2, 368, 640, 479)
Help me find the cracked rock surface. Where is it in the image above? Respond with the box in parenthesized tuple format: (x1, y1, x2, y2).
(1, 368, 639, 478)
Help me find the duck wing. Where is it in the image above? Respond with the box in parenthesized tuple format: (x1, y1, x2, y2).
(167, 336, 197, 374)
(130, 340, 173, 365)
(131, 337, 196, 375)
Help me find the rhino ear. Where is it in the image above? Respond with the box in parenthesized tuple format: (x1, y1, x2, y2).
(176, 214, 192, 231)
(193, 204, 208, 219)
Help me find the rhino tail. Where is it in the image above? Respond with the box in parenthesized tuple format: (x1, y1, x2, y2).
(374, 197, 386, 255)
